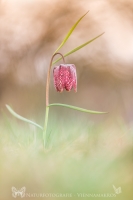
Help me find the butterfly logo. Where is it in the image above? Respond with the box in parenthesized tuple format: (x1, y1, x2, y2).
(12, 187, 26, 198)
(113, 185, 122, 194)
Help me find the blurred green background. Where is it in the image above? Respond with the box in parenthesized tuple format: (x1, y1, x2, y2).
(0, 0, 133, 199)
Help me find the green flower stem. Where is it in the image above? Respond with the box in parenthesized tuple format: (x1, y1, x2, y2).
(43, 53, 65, 148)
(45, 53, 65, 107)
(43, 106, 49, 148)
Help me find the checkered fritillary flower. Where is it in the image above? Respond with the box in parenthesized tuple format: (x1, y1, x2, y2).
(53, 64, 77, 92)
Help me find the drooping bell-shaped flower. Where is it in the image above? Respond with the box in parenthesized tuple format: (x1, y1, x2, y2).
(53, 64, 77, 92)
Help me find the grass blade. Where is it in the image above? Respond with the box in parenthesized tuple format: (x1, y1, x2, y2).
(53, 32, 104, 64)
(54, 11, 89, 54)
(6, 105, 43, 130)
(49, 103, 107, 114)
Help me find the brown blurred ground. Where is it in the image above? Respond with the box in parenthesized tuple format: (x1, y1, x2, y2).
(0, 0, 133, 123)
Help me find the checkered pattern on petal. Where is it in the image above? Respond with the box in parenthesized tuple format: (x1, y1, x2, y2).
(53, 64, 77, 92)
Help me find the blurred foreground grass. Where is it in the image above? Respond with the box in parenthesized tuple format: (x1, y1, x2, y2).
(0, 113, 132, 200)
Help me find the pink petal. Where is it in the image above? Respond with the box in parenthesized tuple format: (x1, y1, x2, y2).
(53, 64, 77, 92)
(53, 66, 64, 92)
(65, 64, 77, 92)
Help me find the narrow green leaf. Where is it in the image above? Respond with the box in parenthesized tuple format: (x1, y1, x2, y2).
(54, 11, 89, 54)
(6, 105, 43, 130)
(53, 32, 104, 64)
(48, 103, 107, 114)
